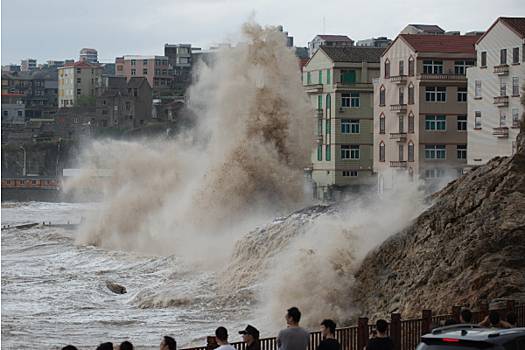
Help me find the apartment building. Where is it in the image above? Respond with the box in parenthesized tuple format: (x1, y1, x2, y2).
(308, 35, 354, 58)
(21, 59, 37, 72)
(303, 46, 384, 200)
(373, 34, 480, 190)
(467, 17, 525, 165)
(80, 48, 98, 63)
(115, 55, 172, 89)
(58, 61, 103, 107)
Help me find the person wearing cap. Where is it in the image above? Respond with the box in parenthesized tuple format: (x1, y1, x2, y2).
(215, 327, 236, 350)
(239, 325, 260, 350)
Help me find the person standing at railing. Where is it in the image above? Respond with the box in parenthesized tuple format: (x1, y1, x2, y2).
(277, 307, 309, 350)
(366, 319, 393, 350)
(239, 325, 261, 350)
(215, 327, 236, 350)
(316, 319, 340, 350)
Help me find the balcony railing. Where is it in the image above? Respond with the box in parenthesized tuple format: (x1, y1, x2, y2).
(390, 161, 408, 168)
(493, 96, 509, 106)
(304, 84, 323, 93)
(417, 73, 466, 81)
(390, 132, 407, 142)
(390, 104, 408, 113)
(390, 75, 408, 84)
(493, 64, 509, 75)
(492, 127, 509, 138)
(333, 82, 373, 91)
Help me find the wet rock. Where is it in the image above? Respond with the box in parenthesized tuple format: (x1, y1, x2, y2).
(106, 281, 127, 294)
(353, 129, 525, 319)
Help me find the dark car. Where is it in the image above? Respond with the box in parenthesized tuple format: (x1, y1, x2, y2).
(416, 324, 525, 349)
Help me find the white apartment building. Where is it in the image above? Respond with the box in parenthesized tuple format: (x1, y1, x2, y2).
(467, 17, 525, 165)
(58, 61, 103, 107)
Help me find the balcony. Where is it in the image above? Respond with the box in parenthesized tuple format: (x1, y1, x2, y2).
(390, 161, 408, 168)
(304, 84, 323, 93)
(493, 64, 509, 75)
(389, 132, 407, 142)
(390, 104, 407, 114)
(492, 127, 509, 138)
(493, 96, 509, 107)
(417, 73, 466, 82)
(333, 82, 372, 92)
(390, 75, 408, 85)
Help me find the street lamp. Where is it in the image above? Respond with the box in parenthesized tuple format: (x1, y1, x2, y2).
(19, 146, 26, 177)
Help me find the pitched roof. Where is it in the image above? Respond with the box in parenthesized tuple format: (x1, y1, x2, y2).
(320, 46, 384, 63)
(408, 24, 445, 33)
(398, 34, 479, 54)
(500, 17, 525, 37)
(316, 35, 353, 42)
(127, 77, 150, 89)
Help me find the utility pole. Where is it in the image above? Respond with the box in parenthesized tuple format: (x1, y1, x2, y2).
(19, 146, 26, 177)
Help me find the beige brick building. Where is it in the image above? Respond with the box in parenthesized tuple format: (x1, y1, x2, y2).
(373, 34, 480, 190)
(58, 61, 102, 108)
(303, 46, 384, 200)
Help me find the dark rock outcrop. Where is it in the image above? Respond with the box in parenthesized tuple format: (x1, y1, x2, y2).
(352, 130, 525, 318)
(106, 281, 127, 294)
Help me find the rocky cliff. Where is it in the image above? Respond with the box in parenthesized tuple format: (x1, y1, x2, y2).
(352, 130, 525, 318)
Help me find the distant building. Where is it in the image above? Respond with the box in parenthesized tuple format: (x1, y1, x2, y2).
(80, 48, 98, 63)
(1, 93, 26, 124)
(115, 55, 172, 90)
(2, 65, 21, 73)
(46, 60, 65, 69)
(356, 37, 392, 48)
(58, 61, 103, 108)
(467, 17, 525, 166)
(21, 59, 37, 72)
(400, 24, 445, 35)
(374, 33, 479, 190)
(276, 25, 294, 47)
(308, 35, 354, 57)
(164, 44, 195, 93)
(303, 46, 384, 200)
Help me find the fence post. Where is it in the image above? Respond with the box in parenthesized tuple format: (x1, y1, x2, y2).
(452, 305, 461, 323)
(506, 300, 515, 314)
(422, 309, 432, 335)
(390, 313, 401, 350)
(207, 336, 218, 350)
(357, 317, 369, 350)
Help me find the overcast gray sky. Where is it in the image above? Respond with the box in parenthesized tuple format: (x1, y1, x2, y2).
(1, 0, 524, 64)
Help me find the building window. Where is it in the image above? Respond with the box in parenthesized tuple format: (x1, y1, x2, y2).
(408, 57, 414, 76)
(341, 119, 360, 134)
(398, 87, 404, 105)
(326, 69, 331, 84)
(143, 68, 148, 75)
(131, 59, 136, 66)
(512, 108, 520, 127)
(340, 70, 356, 84)
(457, 115, 467, 131)
(350, 171, 358, 177)
(500, 111, 507, 127)
(317, 144, 322, 161)
(3, 110, 8, 117)
(379, 142, 385, 162)
(408, 113, 414, 133)
(408, 142, 414, 162)
(500, 49, 507, 65)
(425, 86, 447, 102)
(342, 171, 358, 177)
(17, 110, 23, 117)
(379, 114, 385, 134)
(457, 87, 467, 102)
(325, 119, 331, 135)
(317, 70, 322, 85)
(131, 69, 136, 76)
(454, 60, 474, 75)
(326, 144, 331, 161)
(512, 77, 519, 96)
(342, 94, 351, 108)
(317, 95, 322, 109)
(398, 144, 404, 161)
(350, 93, 360, 107)
(341, 145, 359, 160)
(500, 80, 507, 96)
(408, 84, 414, 104)
(307, 71, 311, 85)
(423, 60, 443, 74)
(142, 59, 148, 65)
(513, 47, 520, 64)
(326, 94, 331, 110)
(425, 145, 446, 159)
(76, 78, 81, 84)
(399, 60, 404, 75)
(480, 52, 487, 67)
(425, 115, 446, 131)
(474, 111, 482, 129)
(317, 118, 322, 135)
(379, 86, 385, 106)
(475, 80, 482, 98)
(76, 88, 81, 95)
(398, 115, 404, 133)
(384, 59, 390, 78)
(425, 168, 446, 179)
(125, 101, 131, 111)
(457, 145, 467, 160)
(76, 68, 81, 74)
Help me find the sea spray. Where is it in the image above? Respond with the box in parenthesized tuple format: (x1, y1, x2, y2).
(67, 22, 314, 263)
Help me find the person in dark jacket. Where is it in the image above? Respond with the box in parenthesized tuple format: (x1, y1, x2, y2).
(317, 319, 340, 350)
(367, 319, 394, 350)
(239, 324, 261, 350)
